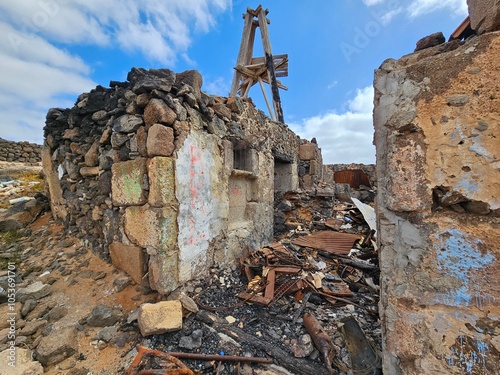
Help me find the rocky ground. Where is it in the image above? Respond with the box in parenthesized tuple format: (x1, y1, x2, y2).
(0, 162, 381, 375)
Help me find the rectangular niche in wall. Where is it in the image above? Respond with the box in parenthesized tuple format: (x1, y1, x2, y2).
(229, 147, 258, 229)
(274, 158, 294, 192)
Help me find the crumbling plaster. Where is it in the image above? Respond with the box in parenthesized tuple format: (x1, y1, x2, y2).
(375, 31, 500, 374)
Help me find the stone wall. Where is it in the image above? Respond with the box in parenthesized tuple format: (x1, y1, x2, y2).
(0, 138, 42, 163)
(374, 26, 500, 374)
(43, 68, 305, 294)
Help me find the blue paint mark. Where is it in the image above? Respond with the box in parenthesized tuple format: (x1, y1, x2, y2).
(469, 136, 494, 160)
(455, 178, 478, 194)
(477, 341, 489, 368)
(435, 229, 495, 307)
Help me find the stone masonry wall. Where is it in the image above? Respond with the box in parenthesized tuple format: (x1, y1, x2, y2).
(43, 68, 302, 295)
(0, 138, 42, 163)
(374, 29, 500, 374)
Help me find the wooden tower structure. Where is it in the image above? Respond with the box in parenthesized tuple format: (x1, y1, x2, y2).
(230, 5, 288, 123)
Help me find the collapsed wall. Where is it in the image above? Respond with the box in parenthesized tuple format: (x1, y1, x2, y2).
(43, 68, 327, 295)
(374, 25, 500, 374)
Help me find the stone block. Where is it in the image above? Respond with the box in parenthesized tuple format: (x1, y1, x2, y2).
(148, 252, 180, 294)
(309, 160, 319, 176)
(299, 143, 318, 161)
(84, 141, 99, 166)
(222, 139, 234, 170)
(124, 205, 177, 249)
(112, 114, 143, 133)
(468, 0, 500, 34)
(111, 158, 148, 206)
(34, 325, 78, 366)
(301, 174, 314, 190)
(212, 103, 231, 120)
(136, 126, 148, 156)
(0, 348, 43, 375)
(144, 98, 177, 127)
(109, 242, 146, 284)
(138, 301, 183, 336)
(127, 67, 176, 94)
(147, 124, 175, 157)
(148, 157, 176, 207)
(175, 70, 203, 101)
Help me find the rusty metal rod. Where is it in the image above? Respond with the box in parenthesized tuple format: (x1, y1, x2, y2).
(167, 352, 273, 364)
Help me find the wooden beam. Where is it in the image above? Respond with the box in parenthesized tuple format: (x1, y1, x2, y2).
(257, 8, 284, 123)
(230, 10, 256, 97)
(258, 77, 275, 121)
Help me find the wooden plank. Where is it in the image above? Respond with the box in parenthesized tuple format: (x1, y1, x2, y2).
(258, 77, 275, 121)
(230, 10, 256, 96)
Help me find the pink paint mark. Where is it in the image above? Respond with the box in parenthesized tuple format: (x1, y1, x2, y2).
(231, 187, 242, 195)
(188, 145, 207, 246)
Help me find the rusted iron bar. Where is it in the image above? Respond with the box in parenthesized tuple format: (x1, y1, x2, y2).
(303, 313, 335, 375)
(125, 346, 194, 375)
(167, 352, 273, 364)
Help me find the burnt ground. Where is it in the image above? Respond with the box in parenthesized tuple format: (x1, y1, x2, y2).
(1, 163, 381, 375)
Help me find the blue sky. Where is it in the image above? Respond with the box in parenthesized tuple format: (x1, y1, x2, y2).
(0, 0, 468, 163)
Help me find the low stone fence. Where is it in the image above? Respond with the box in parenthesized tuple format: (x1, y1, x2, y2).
(0, 138, 42, 163)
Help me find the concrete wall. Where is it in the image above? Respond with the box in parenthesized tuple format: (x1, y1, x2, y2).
(374, 31, 500, 374)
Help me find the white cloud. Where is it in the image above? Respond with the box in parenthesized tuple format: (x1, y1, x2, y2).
(0, 0, 231, 143)
(289, 87, 375, 164)
(362, 0, 467, 24)
(203, 77, 231, 97)
(327, 81, 338, 90)
(407, 0, 468, 18)
(363, 0, 385, 5)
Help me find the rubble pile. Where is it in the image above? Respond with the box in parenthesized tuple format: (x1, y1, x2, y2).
(126, 197, 381, 375)
(0, 193, 381, 375)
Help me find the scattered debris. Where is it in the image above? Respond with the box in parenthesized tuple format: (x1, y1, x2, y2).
(339, 316, 381, 374)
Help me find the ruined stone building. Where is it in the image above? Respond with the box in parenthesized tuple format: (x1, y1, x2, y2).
(42, 68, 324, 295)
(41, 1, 500, 374)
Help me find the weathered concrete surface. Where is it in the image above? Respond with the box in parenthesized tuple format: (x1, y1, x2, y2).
(175, 132, 228, 284)
(374, 32, 500, 374)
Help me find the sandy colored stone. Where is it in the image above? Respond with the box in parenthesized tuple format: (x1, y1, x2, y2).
(298, 143, 318, 161)
(147, 124, 175, 157)
(124, 205, 177, 249)
(138, 301, 183, 336)
(148, 157, 176, 207)
(468, 0, 500, 34)
(148, 252, 180, 295)
(111, 158, 148, 206)
(0, 348, 43, 375)
(109, 242, 146, 285)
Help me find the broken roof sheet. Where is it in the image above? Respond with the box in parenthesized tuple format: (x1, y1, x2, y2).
(291, 231, 361, 255)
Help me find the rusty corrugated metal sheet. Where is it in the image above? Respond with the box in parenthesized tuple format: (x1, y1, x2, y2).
(334, 169, 371, 189)
(292, 231, 361, 255)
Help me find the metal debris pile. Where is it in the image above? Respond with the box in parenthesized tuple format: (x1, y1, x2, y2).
(127, 198, 381, 375)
